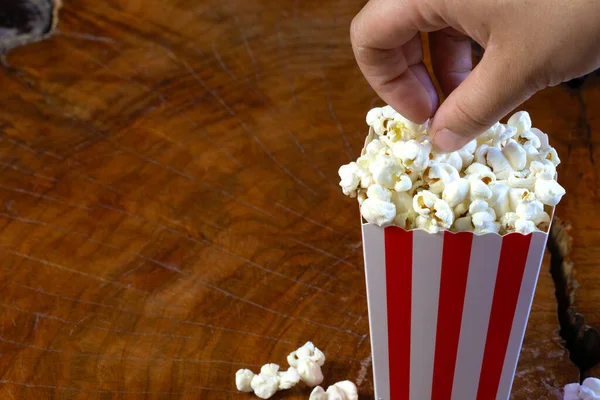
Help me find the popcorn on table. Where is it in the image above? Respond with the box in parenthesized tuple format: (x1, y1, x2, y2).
(309, 381, 359, 400)
(338, 106, 565, 234)
(235, 341, 327, 398)
(564, 377, 600, 400)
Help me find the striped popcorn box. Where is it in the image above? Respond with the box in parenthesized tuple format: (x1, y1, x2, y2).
(361, 224, 550, 400)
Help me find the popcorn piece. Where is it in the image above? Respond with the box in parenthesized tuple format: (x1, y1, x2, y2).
(469, 200, 500, 234)
(333, 381, 359, 400)
(514, 219, 537, 234)
(360, 198, 396, 226)
(507, 169, 535, 190)
(297, 358, 324, 387)
(369, 154, 404, 189)
(489, 181, 511, 217)
(492, 125, 517, 148)
(391, 191, 415, 229)
(367, 184, 392, 201)
(325, 386, 347, 400)
(563, 377, 600, 400)
(486, 148, 513, 180)
(260, 363, 280, 376)
(454, 216, 473, 232)
(413, 191, 454, 233)
(251, 373, 280, 399)
(457, 140, 477, 167)
(338, 162, 367, 197)
(503, 139, 527, 170)
(392, 140, 431, 172)
(287, 342, 326, 368)
(531, 127, 550, 149)
(235, 369, 255, 392)
(501, 212, 519, 233)
(278, 367, 300, 390)
(516, 198, 550, 226)
(424, 163, 460, 194)
(507, 110, 532, 134)
(534, 178, 565, 206)
(309, 386, 328, 400)
(540, 147, 561, 166)
(474, 144, 490, 165)
(442, 178, 469, 207)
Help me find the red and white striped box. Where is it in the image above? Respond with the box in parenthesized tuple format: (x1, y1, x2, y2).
(361, 224, 549, 400)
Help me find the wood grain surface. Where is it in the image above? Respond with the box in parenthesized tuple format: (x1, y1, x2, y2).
(0, 0, 598, 399)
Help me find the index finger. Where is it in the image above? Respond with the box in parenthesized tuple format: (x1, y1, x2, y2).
(350, 0, 446, 122)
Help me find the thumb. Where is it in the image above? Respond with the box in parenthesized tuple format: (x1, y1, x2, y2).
(430, 49, 542, 152)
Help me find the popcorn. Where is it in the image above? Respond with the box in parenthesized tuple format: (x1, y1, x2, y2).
(260, 363, 280, 376)
(309, 381, 359, 400)
(251, 373, 280, 399)
(534, 178, 565, 206)
(442, 178, 469, 207)
(338, 162, 366, 197)
(392, 140, 431, 172)
(287, 342, 326, 368)
(339, 108, 565, 234)
(235, 369, 255, 392)
(502, 139, 527, 170)
(297, 359, 324, 387)
(507, 110, 532, 134)
(563, 377, 600, 400)
(278, 367, 300, 390)
(360, 198, 396, 226)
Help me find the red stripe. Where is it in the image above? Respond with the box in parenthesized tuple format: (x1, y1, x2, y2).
(431, 232, 473, 400)
(476, 233, 532, 400)
(385, 227, 413, 399)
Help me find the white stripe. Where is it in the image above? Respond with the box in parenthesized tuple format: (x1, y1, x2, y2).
(496, 232, 549, 400)
(361, 223, 390, 400)
(451, 234, 503, 400)
(410, 230, 444, 400)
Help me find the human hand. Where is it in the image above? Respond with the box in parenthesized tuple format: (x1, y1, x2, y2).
(350, 0, 600, 152)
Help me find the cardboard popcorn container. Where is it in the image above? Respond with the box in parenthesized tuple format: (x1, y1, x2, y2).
(361, 224, 550, 400)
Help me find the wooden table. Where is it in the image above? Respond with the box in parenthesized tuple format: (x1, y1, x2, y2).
(0, 0, 598, 398)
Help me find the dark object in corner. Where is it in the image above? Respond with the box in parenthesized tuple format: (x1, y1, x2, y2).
(548, 218, 600, 381)
(0, 0, 60, 52)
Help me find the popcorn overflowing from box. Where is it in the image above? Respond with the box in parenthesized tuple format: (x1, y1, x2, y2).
(339, 107, 564, 234)
(342, 107, 565, 399)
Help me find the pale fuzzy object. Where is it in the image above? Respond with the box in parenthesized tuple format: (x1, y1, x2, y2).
(516, 199, 550, 226)
(489, 181, 511, 217)
(443, 178, 470, 207)
(465, 162, 493, 176)
(367, 184, 392, 201)
(394, 174, 413, 192)
(519, 129, 542, 149)
(492, 125, 518, 148)
(365, 139, 386, 155)
(486, 147, 513, 180)
(531, 127, 550, 148)
(469, 178, 493, 200)
(475, 143, 490, 165)
(540, 147, 561, 166)
(414, 197, 454, 233)
(564, 382, 581, 400)
(501, 212, 519, 232)
(288, 342, 326, 368)
(251, 374, 280, 399)
(278, 367, 300, 390)
(425, 162, 460, 194)
(454, 216, 474, 232)
(457, 140, 477, 167)
(260, 363, 280, 376)
(413, 190, 439, 216)
(369, 154, 404, 189)
(434, 152, 463, 172)
(326, 386, 347, 400)
(454, 202, 469, 218)
(514, 219, 537, 234)
(530, 160, 556, 180)
(309, 386, 328, 400)
(508, 169, 535, 190)
(563, 377, 600, 400)
(508, 188, 532, 211)
(235, 369, 255, 392)
(507, 110, 532, 134)
(333, 381, 359, 400)
(503, 139, 527, 170)
(338, 162, 366, 197)
(297, 358, 324, 387)
(535, 178, 566, 206)
(361, 197, 396, 226)
(470, 200, 500, 234)
(392, 140, 431, 172)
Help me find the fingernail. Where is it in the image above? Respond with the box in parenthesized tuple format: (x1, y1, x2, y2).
(432, 128, 469, 153)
